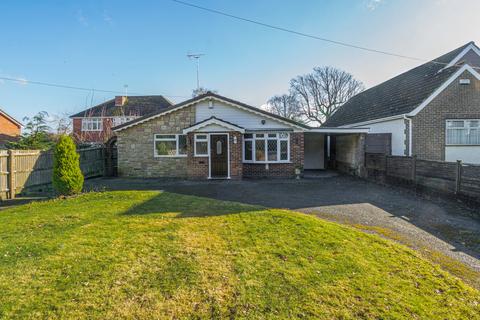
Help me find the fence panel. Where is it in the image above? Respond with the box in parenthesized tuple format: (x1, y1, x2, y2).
(364, 152, 480, 203)
(460, 164, 480, 198)
(0, 151, 8, 198)
(386, 156, 413, 180)
(79, 147, 105, 178)
(0, 147, 106, 199)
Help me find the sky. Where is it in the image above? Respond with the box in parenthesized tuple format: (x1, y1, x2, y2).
(1, 0, 479, 122)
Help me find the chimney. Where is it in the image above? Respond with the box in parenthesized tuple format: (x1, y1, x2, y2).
(115, 96, 128, 106)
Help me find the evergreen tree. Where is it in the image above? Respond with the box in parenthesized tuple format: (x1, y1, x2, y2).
(52, 135, 84, 195)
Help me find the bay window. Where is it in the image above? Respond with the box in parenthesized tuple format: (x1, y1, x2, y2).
(243, 132, 290, 163)
(81, 118, 102, 131)
(154, 134, 187, 157)
(446, 120, 480, 145)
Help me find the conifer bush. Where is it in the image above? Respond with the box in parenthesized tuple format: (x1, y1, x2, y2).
(52, 135, 84, 195)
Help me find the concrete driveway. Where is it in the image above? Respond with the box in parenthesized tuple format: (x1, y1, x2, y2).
(86, 174, 480, 274)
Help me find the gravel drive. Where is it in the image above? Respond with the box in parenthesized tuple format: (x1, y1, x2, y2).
(86, 174, 480, 272)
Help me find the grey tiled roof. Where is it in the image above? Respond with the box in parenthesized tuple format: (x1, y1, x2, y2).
(70, 96, 173, 118)
(323, 42, 475, 127)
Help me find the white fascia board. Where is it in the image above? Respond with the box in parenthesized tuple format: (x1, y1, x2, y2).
(308, 127, 370, 134)
(408, 64, 480, 117)
(338, 114, 407, 128)
(440, 43, 480, 70)
(183, 118, 245, 134)
(114, 96, 306, 132)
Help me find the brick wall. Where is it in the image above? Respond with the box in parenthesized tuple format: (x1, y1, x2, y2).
(243, 132, 304, 178)
(72, 118, 116, 144)
(0, 113, 21, 145)
(116, 107, 195, 177)
(412, 70, 480, 161)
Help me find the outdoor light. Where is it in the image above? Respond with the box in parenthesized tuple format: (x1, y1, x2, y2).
(233, 136, 237, 144)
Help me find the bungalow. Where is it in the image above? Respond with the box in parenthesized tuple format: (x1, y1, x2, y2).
(113, 92, 368, 179)
(324, 41, 480, 165)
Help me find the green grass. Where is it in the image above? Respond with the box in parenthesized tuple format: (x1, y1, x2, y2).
(0, 191, 478, 319)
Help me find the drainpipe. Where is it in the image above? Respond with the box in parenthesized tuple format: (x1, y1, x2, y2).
(404, 115, 413, 156)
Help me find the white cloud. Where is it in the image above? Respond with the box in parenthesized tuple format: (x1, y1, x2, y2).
(76, 9, 89, 26)
(366, 0, 384, 11)
(103, 11, 113, 25)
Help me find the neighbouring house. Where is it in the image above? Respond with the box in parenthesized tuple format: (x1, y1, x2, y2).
(324, 41, 480, 164)
(70, 95, 173, 144)
(0, 108, 22, 148)
(113, 92, 369, 179)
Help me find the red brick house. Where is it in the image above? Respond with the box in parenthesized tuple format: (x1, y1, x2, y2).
(70, 95, 173, 144)
(0, 108, 22, 147)
(325, 41, 480, 165)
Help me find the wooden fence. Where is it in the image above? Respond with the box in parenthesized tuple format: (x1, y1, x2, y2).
(0, 147, 106, 199)
(365, 153, 480, 201)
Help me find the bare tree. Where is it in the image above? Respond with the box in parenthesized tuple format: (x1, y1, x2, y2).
(290, 66, 364, 126)
(192, 87, 217, 97)
(267, 94, 303, 122)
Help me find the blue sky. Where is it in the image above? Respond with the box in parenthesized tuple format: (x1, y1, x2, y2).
(1, 0, 479, 122)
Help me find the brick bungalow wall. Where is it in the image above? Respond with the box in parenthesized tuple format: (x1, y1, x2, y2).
(0, 113, 21, 145)
(412, 70, 480, 161)
(116, 106, 195, 177)
(243, 132, 304, 178)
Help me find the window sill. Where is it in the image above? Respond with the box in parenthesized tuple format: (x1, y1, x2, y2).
(81, 130, 103, 132)
(445, 144, 480, 146)
(243, 161, 292, 164)
(154, 155, 188, 158)
(194, 154, 209, 157)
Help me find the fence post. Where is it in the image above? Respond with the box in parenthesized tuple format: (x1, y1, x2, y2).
(7, 150, 15, 199)
(455, 160, 462, 194)
(411, 155, 417, 183)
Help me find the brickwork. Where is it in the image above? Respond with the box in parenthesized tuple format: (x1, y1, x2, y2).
(0, 113, 21, 145)
(404, 119, 410, 156)
(242, 132, 304, 178)
(116, 107, 195, 177)
(72, 118, 116, 144)
(412, 70, 480, 161)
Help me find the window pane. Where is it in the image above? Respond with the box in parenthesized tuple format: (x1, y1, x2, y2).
(178, 135, 187, 155)
(469, 129, 480, 144)
(196, 134, 207, 140)
(244, 133, 253, 139)
(156, 134, 176, 140)
(447, 121, 464, 128)
(196, 141, 208, 155)
(155, 140, 176, 156)
(267, 139, 277, 161)
(268, 133, 277, 138)
(255, 134, 264, 138)
(280, 140, 288, 160)
(255, 140, 265, 161)
(468, 120, 479, 128)
(244, 140, 253, 160)
(279, 132, 289, 139)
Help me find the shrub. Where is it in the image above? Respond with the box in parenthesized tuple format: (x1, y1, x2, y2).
(52, 135, 84, 195)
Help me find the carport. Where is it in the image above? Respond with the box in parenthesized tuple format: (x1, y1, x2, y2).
(304, 127, 370, 175)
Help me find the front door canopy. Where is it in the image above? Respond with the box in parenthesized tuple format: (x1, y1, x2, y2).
(183, 116, 245, 134)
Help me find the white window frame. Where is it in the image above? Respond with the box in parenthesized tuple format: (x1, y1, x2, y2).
(446, 119, 480, 146)
(194, 134, 209, 157)
(81, 118, 103, 132)
(153, 134, 187, 158)
(243, 132, 290, 163)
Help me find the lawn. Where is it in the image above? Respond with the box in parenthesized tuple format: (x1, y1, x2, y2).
(0, 191, 478, 319)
